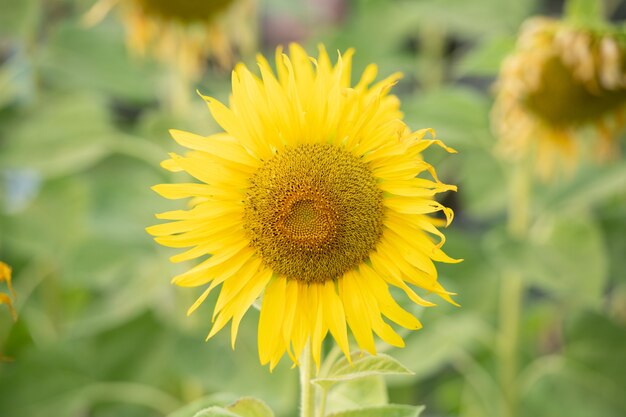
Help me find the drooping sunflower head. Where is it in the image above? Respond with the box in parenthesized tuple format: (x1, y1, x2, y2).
(132, 0, 234, 23)
(86, 0, 252, 77)
(492, 17, 626, 178)
(148, 44, 460, 369)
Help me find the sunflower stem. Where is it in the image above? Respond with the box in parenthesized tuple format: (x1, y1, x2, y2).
(300, 341, 316, 417)
(498, 270, 523, 417)
(498, 161, 531, 417)
(164, 63, 192, 116)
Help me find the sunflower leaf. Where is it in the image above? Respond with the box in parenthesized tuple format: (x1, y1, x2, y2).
(313, 353, 412, 388)
(192, 397, 274, 417)
(226, 397, 275, 417)
(326, 404, 425, 417)
(325, 376, 388, 413)
(193, 407, 239, 417)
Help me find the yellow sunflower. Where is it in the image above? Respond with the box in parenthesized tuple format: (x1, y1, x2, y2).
(0, 261, 16, 322)
(492, 17, 626, 177)
(85, 0, 253, 77)
(147, 44, 459, 369)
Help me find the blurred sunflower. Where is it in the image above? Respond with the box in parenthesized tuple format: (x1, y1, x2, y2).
(493, 17, 626, 177)
(0, 262, 16, 322)
(85, 0, 254, 77)
(148, 44, 459, 369)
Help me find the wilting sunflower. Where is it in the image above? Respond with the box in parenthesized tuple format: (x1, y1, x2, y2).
(85, 0, 253, 77)
(148, 44, 459, 369)
(493, 17, 626, 177)
(0, 262, 16, 322)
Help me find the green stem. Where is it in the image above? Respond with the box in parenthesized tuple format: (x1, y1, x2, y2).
(417, 24, 446, 91)
(164, 64, 192, 116)
(507, 162, 531, 239)
(300, 341, 315, 417)
(498, 162, 531, 417)
(498, 271, 523, 417)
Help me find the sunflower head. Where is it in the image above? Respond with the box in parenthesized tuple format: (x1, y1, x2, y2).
(83, 0, 251, 77)
(148, 44, 459, 369)
(133, 0, 234, 23)
(492, 17, 626, 177)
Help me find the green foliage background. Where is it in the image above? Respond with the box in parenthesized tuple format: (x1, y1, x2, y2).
(1, 0, 625, 416)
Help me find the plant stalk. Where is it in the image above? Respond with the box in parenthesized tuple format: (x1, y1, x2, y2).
(498, 161, 531, 417)
(300, 341, 315, 417)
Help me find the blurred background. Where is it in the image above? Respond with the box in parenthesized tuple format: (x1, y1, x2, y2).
(1, 0, 625, 416)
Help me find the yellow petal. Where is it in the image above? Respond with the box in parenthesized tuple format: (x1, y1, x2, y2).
(339, 272, 376, 354)
(169, 129, 259, 167)
(258, 277, 287, 365)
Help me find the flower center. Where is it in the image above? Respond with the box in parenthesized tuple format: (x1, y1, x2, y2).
(134, 0, 233, 22)
(244, 144, 384, 283)
(277, 191, 338, 249)
(523, 57, 626, 127)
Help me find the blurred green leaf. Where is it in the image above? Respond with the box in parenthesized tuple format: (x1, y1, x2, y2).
(2, 176, 89, 259)
(0, 92, 115, 179)
(485, 214, 608, 307)
(0, 0, 39, 39)
(523, 312, 626, 417)
(327, 404, 425, 417)
(537, 162, 626, 216)
(598, 192, 626, 283)
(398, 0, 536, 38)
(455, 36, 515, 77)
(42, 21, 158, 102)
(0, 51, 36, 108)
(391, 314, 491, 381)
(314, 353, 412, 388)
(565, 312, 626, 401)
(403, 86, 492, 149)
(458, 149, 508, 219)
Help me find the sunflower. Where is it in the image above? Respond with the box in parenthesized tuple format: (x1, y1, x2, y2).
(148, 44, 459, 369)
(0, 262, 16, 322)
(492, 17, 626, 177)
(85, 0, 253, 77)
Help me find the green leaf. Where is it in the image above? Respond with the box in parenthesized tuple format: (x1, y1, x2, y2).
(403, 86, 492, 149)
(314, 353, 412, 387)
(327, 404, 425, 417)
(598, 193, 626, 283)
(42, 21, 158, 102)
(391, 314, 491, 381)
(0, 0, 39, 39)
(192, 398, 274, 417)
(325, 376, 388, 414)
(455, 36, 516, 77)
(0, 92, 115, 179)
(193, 407, 240, 417)
(523, 312, 626, 417)
(538, 162, 626, 216)
(166, 394, 238, 417)
(485, 215, 608, 307)
(458, 148, 508, 219)
(226, 397, 274, 417)
(565, 312, 626, 398)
